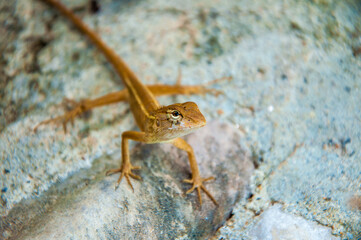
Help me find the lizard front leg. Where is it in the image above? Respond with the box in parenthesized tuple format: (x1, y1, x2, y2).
(171, 138, 218, 206)
(106, 131, 146, 191)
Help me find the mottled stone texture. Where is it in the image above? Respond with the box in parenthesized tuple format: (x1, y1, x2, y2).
(248, 205, 338, 240)
(2, 122, 253, 239)
(1, 0, 361, 239)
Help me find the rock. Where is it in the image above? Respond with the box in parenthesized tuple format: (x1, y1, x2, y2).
(1, 121, 254, 239)
(2, 0, 361, 238)
(248, 205, 338, 240)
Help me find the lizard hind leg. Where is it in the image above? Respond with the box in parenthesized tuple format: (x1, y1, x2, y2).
(175, 67, 232, 97)
(147, 73, 233, 98)
(33, 90, 129, 133)
(33, 98, 87, 133)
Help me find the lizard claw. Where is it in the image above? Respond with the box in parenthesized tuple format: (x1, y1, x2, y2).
(202, 88, 223, 97)
(200, 76, 233, 97)
(204, 76, 233, 86)
(183, 176, 218, 206)
(106, 164, 141, 192)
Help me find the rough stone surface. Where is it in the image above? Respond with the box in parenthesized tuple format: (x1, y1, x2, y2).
(1, 0, 361, 239)
(248, 205, 338, 240)
(1, 121, 254, 239)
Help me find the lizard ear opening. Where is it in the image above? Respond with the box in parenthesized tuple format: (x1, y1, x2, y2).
(156, 119, 160, 127)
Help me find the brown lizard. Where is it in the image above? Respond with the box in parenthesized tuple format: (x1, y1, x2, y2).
(36, 0, 225, 206)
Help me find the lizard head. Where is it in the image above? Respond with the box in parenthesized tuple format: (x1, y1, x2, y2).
(146, 102, 206, 142)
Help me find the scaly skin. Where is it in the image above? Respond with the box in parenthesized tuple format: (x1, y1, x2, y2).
(36, 0, 221, 206)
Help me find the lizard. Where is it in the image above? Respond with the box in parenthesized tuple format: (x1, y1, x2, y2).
(35, 0, 226, 206)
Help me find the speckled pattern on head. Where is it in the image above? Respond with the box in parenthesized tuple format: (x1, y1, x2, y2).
(145, 102, 206, 142)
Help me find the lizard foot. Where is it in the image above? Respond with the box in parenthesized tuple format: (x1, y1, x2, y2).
(175, 68, 232, 97)
(33, 98, 87, 133)
(201, 76, 233, 97)
(190, 76, 233, 97)
(106, 163, 141, 191)
(198, 87, 223, 97)
(183, 176, 218, 206)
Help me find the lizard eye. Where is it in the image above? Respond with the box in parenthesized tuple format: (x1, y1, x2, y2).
(167, 110, 183, 124)
(171, 110, 181, 119)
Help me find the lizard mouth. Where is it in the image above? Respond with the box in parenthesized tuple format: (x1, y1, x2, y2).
(170, 121, 206, 137)
(168, 119, 206, 131)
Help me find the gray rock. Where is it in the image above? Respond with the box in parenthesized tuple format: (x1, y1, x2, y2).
(1, 121, 254, 239)
(248, 205, 338, 240)
(1, 0, 361, 238)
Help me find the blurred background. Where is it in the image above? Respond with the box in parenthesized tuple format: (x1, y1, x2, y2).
(0, 0, 360, 239)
